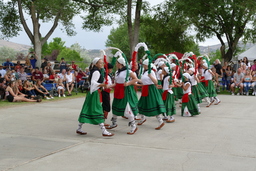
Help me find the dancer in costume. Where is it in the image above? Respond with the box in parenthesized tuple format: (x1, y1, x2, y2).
(102, 63, 113, 126)
(201, 62, 221, 105)
(162, 67, 176, 122)
(76, 58, 114, 137)
(177, 73, 199, 117)
(107, 57, 139, 135)
(188, 68, 202, 113)
(137, 59, 166, 129)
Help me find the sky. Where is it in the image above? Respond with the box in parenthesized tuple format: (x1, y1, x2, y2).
(8, 0, 222, 50)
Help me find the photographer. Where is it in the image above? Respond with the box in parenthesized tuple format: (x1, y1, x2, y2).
(26, 52, 38, 69)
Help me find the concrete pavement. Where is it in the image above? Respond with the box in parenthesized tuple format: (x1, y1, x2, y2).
(0, 94, 256, 171)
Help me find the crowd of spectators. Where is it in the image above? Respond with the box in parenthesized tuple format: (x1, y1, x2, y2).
(0, 53, 90, 103)
(213, 57, 256, 96)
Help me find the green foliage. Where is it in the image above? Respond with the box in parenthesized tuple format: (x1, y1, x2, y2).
(209, 49, 222, 64)
(57, 48, 83, 62)
(0, 46, 18, 64)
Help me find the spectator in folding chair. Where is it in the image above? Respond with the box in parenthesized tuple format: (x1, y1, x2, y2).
(34, 79, 54, 99)
(65, 69, 75, 96)
(57, 78, 66, 97)
(49, 70, 59, 83)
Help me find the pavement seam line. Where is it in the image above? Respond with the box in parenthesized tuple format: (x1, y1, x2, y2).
(2, 141, 84, 171)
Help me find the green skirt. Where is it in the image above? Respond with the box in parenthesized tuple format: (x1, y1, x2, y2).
(78, 90, 104, 125)
(164, 93, 176, 116)
(157, 80, 164, 95)
(177, 87, 183, 99)
(192, 85, 202, 104)
(138, 85, 166, 116)
(112, 85, 138, 116)
(181, 94, 199, 116)
(197, 82, 209, 99)
(202, 80, 217, 97)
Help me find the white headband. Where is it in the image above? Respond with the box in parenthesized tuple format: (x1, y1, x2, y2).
(164, 67, 170, 74)
(92, 57, 101, 65)
(117, 57, 126, 66)
(183, 73, 191, 79)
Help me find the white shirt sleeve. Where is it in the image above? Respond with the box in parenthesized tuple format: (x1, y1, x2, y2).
(90, 71, 101, 94)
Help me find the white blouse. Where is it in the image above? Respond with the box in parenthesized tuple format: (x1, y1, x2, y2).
(203, 69, 212, 80)
(183, 82, 191, 94)
(156, 69, 162, 80)
(90, 71, 101, 94)
(141, 70, 156, 85)
(190, 74, 198, 86)
(115, 70, 131, 84)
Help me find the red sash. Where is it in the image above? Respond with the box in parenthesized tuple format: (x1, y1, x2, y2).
(98, 89, 102, 103)
(162, 90, 168, 100)
(104, 88, 111, 93)
(182, 93, 189, 103)
(201, 76, 209, 86)
(114, 83, 125, 99)
(141, 85, 149, 97)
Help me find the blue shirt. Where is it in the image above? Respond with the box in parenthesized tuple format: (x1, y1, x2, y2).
(3, 61, 14, 70)
(30, 58, 37, 68)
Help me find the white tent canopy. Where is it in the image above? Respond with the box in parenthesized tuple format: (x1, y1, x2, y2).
(237, 45, 256, 61)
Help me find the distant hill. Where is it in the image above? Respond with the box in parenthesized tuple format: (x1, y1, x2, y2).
(0, 39, 31, 52)
(199, 42, 255, 54)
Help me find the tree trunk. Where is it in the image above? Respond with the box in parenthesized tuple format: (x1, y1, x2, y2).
(133, 0, 142, 53)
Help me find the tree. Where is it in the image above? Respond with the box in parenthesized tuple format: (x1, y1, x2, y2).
(0, 0, 126, 67)
(0, 46, 18, 64)
(57, 48, 82, 62)
(174, 0, 256, 62)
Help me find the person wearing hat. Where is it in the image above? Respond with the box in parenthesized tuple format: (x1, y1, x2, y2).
(102, 63, 114, 126)
(41, 58, 48, 71)
(201, 62, 221, 105)
(76, 57, 114, 137)
(137, 59, 166, 129)
(176, 73, 199, 116)
(161, 67, 176, 122)
(107, 57, 139, 135)
(188, 68, 202, 112)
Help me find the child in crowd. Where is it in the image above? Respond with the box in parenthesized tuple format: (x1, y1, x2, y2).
(57, 79, 65, 97)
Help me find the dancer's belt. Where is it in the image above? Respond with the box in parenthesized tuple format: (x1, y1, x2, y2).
(114, 83, 125, 99)
(98, 89, 102, 102)
(182, 93, 191, 103)
(162, 90, 168, 100)
(141, 85, 149, 97)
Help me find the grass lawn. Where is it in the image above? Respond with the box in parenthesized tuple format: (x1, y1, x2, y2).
(0, 91, 87, 109)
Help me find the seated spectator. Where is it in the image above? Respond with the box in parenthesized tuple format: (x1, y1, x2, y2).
(65, 69, 75, 96)
(241, 57, 251, 70)
(49, 70, 59, 83)
(41, 58, 48, 71)
(43, 69, 50, 82)
(251, 59, 256, 72)
(59, 58, 67, 73)
(18, 67, 28, 82)
(14, 60, 22, 72)
(85, 67, 90, 76)
(5, 81, 41, 102)
(240, 63, 247, 74)
(32, 67, 44, 82)
(24, 56, 32, 73)
(224, 65, 233, 91)
(4, 71, 15, 84)
(243, 69, 252, 96)
(0, 78, 6, 100)
(0, 65, 6, 78)
(23, 80, 37, 99)
(3, 58, 14, 70)
(76, 69, 87, 88)
(44, 61, 53, 75)
(17, 79, 25, 94)
(252, 71, 256, 96)
(230, 68, 244, 95)
(70, 61, 78, 71)
(57, 78, 65, 97)
(58, 69, 67, 83)
(34, 79, 53, 99)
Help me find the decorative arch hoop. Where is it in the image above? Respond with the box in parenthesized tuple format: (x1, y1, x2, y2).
(197, 55, 210, 69)
(131, 42, 152, 74)
(100, 49, 109, 85)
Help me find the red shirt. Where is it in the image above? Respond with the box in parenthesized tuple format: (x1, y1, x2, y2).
(32, 71, 43, 81)
(71, 64, 77, 70)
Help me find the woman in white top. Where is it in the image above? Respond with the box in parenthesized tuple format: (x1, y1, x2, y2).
(77, 58, 114, 137)
(177, 73, 199, 116)
(65, 69, 74, 96)
(137, 59, 166, 130)
(107, 57, 139, 135)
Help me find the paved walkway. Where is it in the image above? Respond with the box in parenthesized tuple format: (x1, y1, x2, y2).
(0, 94, 256, 171)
